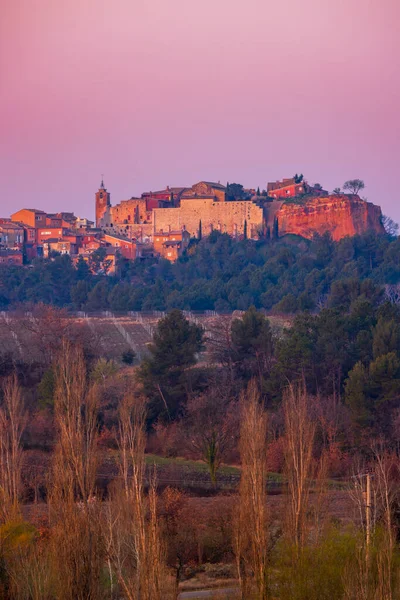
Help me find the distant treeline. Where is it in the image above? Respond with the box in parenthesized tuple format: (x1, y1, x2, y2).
(1, 230, 400, 312)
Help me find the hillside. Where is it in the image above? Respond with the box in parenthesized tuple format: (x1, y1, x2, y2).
(0, 230, 398, 314)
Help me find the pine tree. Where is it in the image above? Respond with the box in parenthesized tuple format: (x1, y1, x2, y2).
(244, 220, 248, 240)
(257, 187, 260, 196)
(198, 219, 202, 240)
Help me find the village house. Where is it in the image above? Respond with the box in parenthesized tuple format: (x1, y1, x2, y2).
(267, 178, 328, 199)
(11, 208, 47, 231)
(153, 229, 190, 261)
(0, 249, 23, 265)
(103, 232, 138, 260)
(43, 239, 80, 257)
(0, 220, 25, 249)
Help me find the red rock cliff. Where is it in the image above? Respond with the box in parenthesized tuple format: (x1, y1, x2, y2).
(275, 195, 384, 241)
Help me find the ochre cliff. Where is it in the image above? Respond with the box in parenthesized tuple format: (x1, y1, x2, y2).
(276, 195, 384, 241)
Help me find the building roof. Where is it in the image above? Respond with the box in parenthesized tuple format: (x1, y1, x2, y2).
(142, 187, 187, 195)
(104, 232, 135, 243)
(199, 181, 226, 190)
(181, 195, 216, 200)
(0, 222, 24, 230)
(17, 208, 46, 214)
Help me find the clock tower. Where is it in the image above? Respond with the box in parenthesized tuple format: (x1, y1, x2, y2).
(95, 178, 111, 227)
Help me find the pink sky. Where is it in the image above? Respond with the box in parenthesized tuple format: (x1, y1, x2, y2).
(1, 0, 399, 221)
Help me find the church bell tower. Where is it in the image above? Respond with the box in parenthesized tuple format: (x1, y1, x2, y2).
(95, 177, 111, 227)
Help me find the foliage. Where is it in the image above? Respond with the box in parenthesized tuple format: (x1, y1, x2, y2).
(2, 231, 400, 314)
(122, 349, 136, 365)
(226, 182, 245, 200)
(343, 179, 365, 195)
(138, 310, 204, 422)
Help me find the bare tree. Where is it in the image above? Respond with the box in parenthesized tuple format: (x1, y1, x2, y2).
(185, 383, 236, 485)
(372, 442, 399, 600)
(0, 374, 26, 521)
(382, 215, 399, 237)
(206, 315, 235, 380)
(105, 393, 169, 600)
(49, 339, 103, 600)
(234, 380, 268, 600)
(52, 339, 99, 503)
(283, 383, 315, 552)
(384, 283, 400, 306)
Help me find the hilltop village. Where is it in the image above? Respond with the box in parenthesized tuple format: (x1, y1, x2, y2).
(0, 176, 384, 274)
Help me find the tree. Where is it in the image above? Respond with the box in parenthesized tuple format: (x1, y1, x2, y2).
(343, 179, 365, 195)
(372, 318, 400, 359)
(88, 247, 113, 275)
(0, 374, 26, 521)
(91, 357, 118, 384)
(313, 183, 323, 190)
(184, 383, 235, 485)
(138, 310, 204, 421)
(122, 349, 136, 365)
(382, 215, 399, 237)
(243, 219, 248, 240)
(50, 339, 102, 600)
(283, 383, 315, 552)
(273, 217, 279, 239)
(333, 187, 341, 194)
(52, 339, 99, 503)
(294, 173, 304, 184)
(234, 380, 268, 599)
(257, 187, 261, 196)
(198, 219, 202, 241)
(104, 393, 167, 600)
(231, 306, 274, 385)
(226, 183, 245, 200)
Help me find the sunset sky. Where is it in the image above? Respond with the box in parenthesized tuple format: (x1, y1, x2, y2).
(1, 0, 399, 220)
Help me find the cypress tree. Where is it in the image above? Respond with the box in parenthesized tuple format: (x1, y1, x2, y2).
(273, 217, 279, 239)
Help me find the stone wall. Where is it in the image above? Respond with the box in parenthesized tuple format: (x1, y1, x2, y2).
(152, 199, 264, 238)
(109, 199, 148, 224)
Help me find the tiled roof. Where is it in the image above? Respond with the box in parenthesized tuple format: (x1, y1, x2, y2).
(199, 181, 226, 190)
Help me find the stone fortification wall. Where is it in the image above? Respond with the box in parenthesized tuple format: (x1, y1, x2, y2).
(152, 199, 264, 238)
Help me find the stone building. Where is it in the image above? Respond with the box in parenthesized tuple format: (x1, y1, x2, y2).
(0, 220, 24, 249)
(109, 198, 148, 225)
(152, 198, 263, 239)
(95, 179, 111, 227)
(182, 181, 227, 203)
(267, 178, 328, 199)
(11, 208, 47, 230)
(153, 229, 190, 261)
